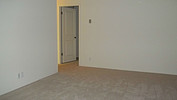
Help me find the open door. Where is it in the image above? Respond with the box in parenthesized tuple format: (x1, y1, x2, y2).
(61, 7, 77, 63)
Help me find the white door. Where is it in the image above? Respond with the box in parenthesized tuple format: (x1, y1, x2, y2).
(62, 7, 76, 63)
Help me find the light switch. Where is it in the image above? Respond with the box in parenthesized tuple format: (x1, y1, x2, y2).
(89, 19, 92, 24)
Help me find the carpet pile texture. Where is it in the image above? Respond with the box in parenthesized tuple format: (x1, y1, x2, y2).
(0, 61, 177, 100)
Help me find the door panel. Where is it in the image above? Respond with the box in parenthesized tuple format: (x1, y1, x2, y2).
(62, 8, 76, 63)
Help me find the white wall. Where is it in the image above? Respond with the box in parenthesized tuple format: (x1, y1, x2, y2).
(0, 0, 58, 95)
(80, 0, 177, 75)
(58, 0, 80, 6)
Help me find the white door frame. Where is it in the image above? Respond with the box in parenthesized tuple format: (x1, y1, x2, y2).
(59, 6, 79, 64)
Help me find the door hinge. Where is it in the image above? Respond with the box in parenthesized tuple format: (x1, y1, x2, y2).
(61, 12, 63, 15)
(61, 53, 63, 56)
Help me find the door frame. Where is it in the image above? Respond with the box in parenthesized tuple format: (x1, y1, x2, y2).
(59, 6, 79, 64)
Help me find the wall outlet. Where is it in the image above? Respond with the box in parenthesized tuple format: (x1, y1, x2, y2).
(17, 72, 24, 79)
(18, 73, 20, 79)
(21, 72, 24, 78)
(89, 57, 92, 61)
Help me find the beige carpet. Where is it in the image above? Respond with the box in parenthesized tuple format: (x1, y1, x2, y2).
(0, 61, 177, 100)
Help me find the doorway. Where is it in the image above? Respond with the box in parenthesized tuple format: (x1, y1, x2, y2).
(60, 6, 79, 64)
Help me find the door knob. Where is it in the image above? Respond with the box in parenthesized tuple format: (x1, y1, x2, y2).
(74, 37, 76, 39)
